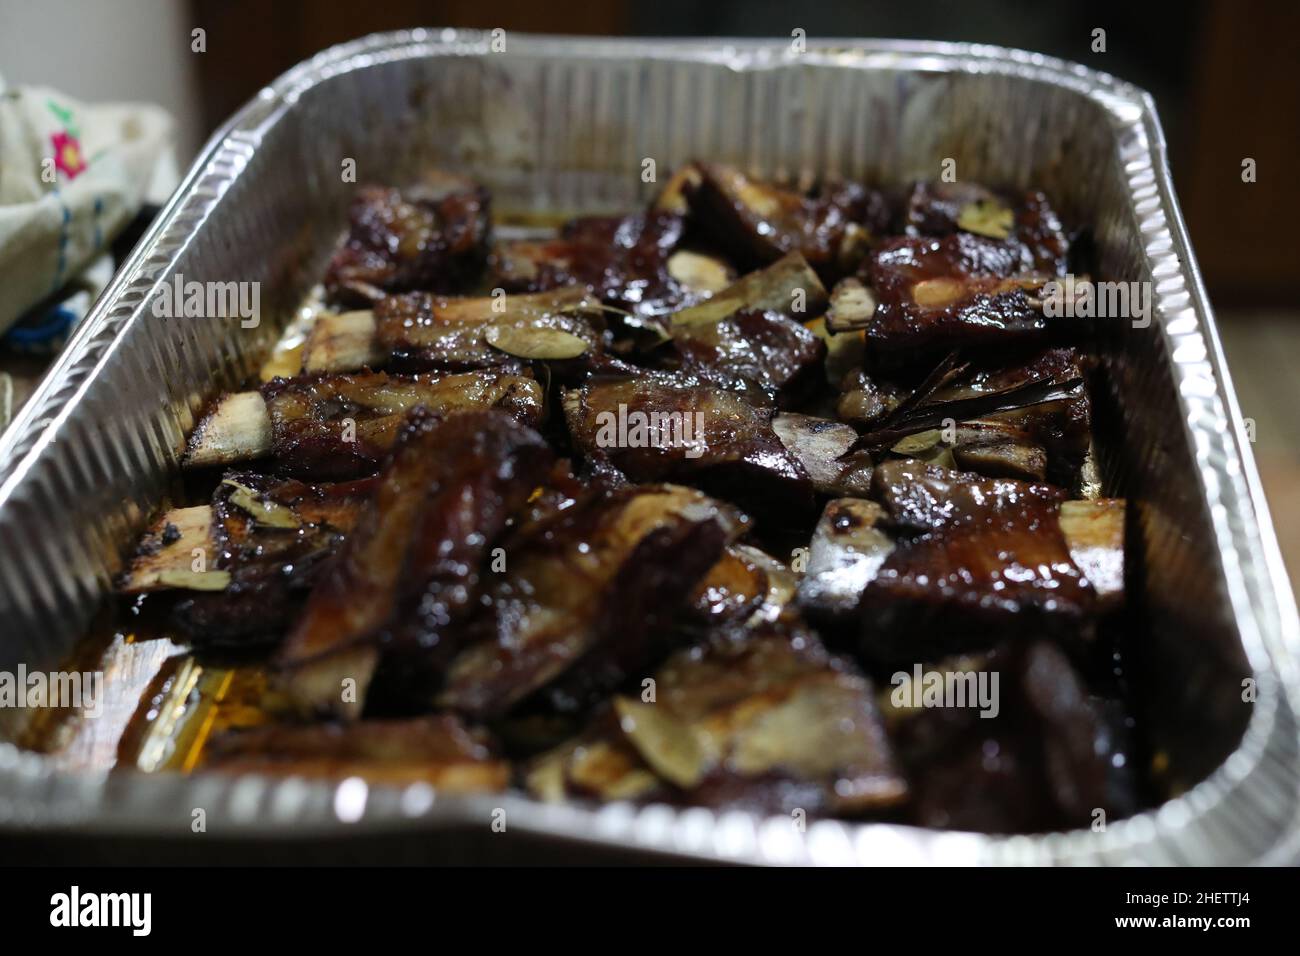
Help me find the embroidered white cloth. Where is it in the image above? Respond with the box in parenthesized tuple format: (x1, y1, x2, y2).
(0, 74, 173, 334)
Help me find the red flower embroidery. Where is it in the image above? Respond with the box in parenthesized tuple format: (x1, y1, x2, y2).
(51, 130, 87, 180)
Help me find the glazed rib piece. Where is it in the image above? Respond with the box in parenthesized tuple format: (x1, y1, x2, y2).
(324, 174, 491, 307)
(901, 182, 1071, 276)
(671, 309, 827, 406)
(562, 373, 814, 522)
(274, 409, 555, 718)
(437, 484, 748, 718)
(870, 458, 1068, 532)
(855, 184, 1073, 352)
(862, 232, 1058, 352)
(686, 163, 892, 280)
(861, 510, 1095, 661)
(527, 620, 908, 816)
(489, 212, 718, 319)
(170, 472, 376, 648)
(185, 368, 544, 479)
(371, 287, 607, 373)
(664, 251, 829, 404)
(796, 478, 1123, 633)
(301, 287, 605, 375)
(859, 460, 1094, 664)
(264, 371, 546, 481)
(204, 714, 510, 790)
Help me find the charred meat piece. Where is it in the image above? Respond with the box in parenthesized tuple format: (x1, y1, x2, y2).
(527, 621, 908, 816)
(861, 514, 1095, 662)
(274, 409, 554, 718)
(863, 232, 1058, 352)
(563, 373, 814, 523)
(860, 461, 1092, 664)
(902, 181, 1070, 276)
(870, 458, 1067, 533)
(204, 714, 509, 789)
(324, 176, 491, 307)
(687, 163, 891, 280)
(170, 473, 375, 648)
(489, 212, 710, 319)
(666, 253, 830, 403)
(301, 288, 606, 375)
(257, 369, 543, 480)
(672, 309, 826, 405)
(883, 641, 1133, 833)
(437, 484, 748, 718)
(372, 287, 606, 373)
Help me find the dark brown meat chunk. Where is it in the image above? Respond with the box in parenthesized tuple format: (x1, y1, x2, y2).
(171, 473, 375, 648)
(870, 458, 1067, 533)
(274, 409, 554, 715)
(672, 309, 826, 406)
(489, 212, 695, 319)
(863, 232, 1051, 352)
(437, 484, 747, 718)
(262, 369, 543, 480)
(527, 620, 908, 816)
(563, 373, 814, 523)
(324, 176, 491, 307)
(902, 181, 1070, 275)
(687, 163, 891, 280)
(859, 461, 1092, 663)
(884, 641, 1132, 833)
(373, 288, 605, 373)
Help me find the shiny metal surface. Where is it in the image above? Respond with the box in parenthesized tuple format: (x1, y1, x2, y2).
(0, 30, 1297, 864)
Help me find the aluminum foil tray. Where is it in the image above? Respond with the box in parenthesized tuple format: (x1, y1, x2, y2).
(1, 30, 1297, 865)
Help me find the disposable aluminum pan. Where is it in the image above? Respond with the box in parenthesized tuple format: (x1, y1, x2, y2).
(1, 30, 1297, 865)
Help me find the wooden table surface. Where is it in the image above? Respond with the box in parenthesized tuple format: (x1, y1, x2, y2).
(1218, 312, 1300, 593)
